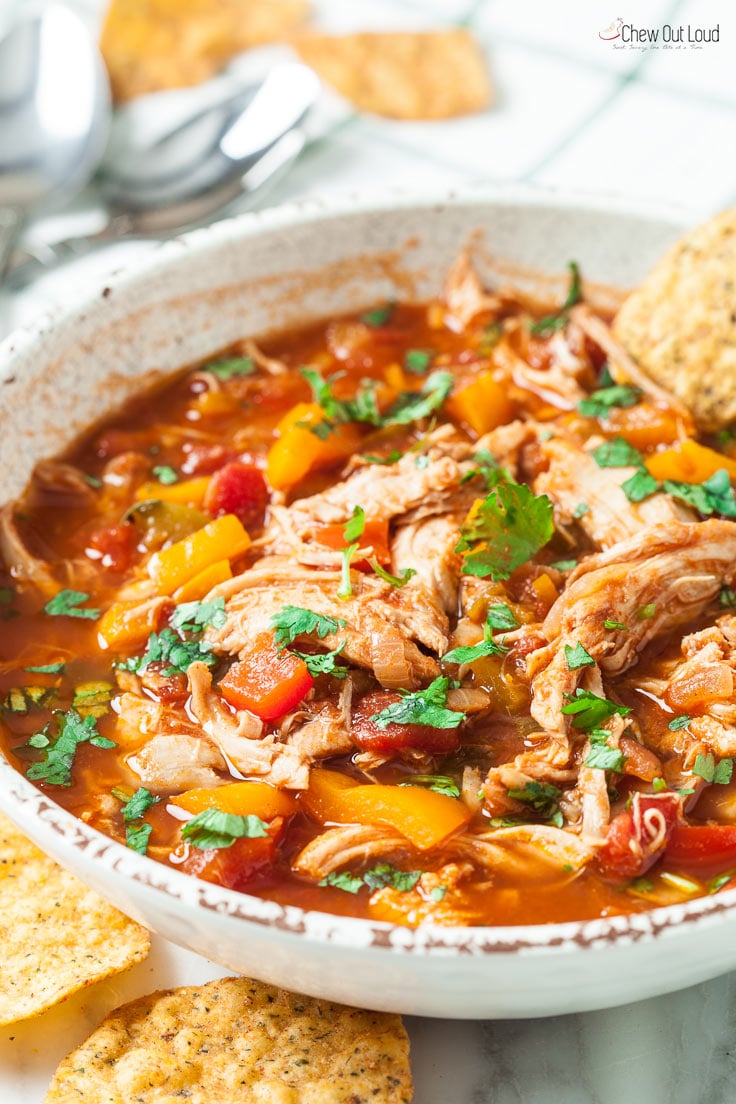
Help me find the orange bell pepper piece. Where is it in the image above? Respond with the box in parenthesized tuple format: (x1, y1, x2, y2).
(646, 438, 736, 484)
(135, 476, 210, 507)
(97, 599, 166, 651)
(447, 371, 514, 436)
(149, 514, 250, 595)
(219, 633, 314, 720)
(171, 781, 298, 820)
(301, 769, 471, 850)
(265, 403, 362, 490)
(531, 572, 558, 609)
(314, 517, 391, 566)
(600, 403, 687, 449)
(191, 390, 239, 417)
(173, 559, 232, 603)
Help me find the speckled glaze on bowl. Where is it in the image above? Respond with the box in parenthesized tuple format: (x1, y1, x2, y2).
(1, 187, 732, 1020)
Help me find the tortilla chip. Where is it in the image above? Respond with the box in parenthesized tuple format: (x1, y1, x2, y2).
(0, 812, 150, 1026)
(44, 975, 413, 1103)
(293, 30, 491, 120)
(613, 208, 736, 432)
(101, 0, 310, 102)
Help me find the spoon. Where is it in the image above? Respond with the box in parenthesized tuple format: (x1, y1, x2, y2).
(0, 4, 110, 277)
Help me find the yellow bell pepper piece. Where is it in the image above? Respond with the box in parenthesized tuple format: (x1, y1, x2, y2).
(191, 390, 238, 417)
(531, 572, 558, 608)
(301, 769, 471, 850)
(171, 781, 298, 820)
(135, 476, 210, 506)
(149, 514, 250, 595)
(447, 371, 514, 436)
(646, 438, 736, 484)
(98, 599, 165, 651)
(266, 402, 362, 490)
(173, 558, 232, 603)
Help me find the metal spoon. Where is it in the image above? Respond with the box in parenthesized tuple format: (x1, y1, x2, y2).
(0, 3, 110, 277)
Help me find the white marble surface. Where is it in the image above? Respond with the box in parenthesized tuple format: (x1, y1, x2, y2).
(3, 0, 736, 1100)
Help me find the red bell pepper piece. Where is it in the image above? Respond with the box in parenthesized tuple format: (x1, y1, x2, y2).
(665, 825, 736, 875)
(219, 633, 314, 720)
(598, 792, 680, 880)
(314, 517, 391, 569)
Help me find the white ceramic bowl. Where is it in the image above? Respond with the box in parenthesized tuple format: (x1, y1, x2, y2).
(2, 187, 732, 1020)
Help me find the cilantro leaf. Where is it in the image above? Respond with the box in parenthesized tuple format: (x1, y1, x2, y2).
(460, 449, 504, 490)
(578, 385, 641, 419)
(529, 261, 582, 336)
(170, 597, 227, 634)
(25, 662, 65, 674)
(343, 506, 366, 543)
(43, 589, 100, 620)
(382, 370, 453, 425)
(126, 822, 153, 855)
(668, 714, 691, 732)
(573, 502, 589, 519)
(430, 885, 448, 902)
(361, 303, 395, 327)
(564, 642, 595, 670)
(720, 585, 736, 608)
(152, 465, 178, 485)
(368, 558, 416, 588)
(486, 603, 518, 631)
(561, 689, 631, 731)
(25, 709, 109, 787)
(604, 620, 628, 631)
(584, 729, 626, 772)
(337, 543, 359, 600)
(119, 629, 215, 677)
(621, 468, 660, 503)
(456, 481, 554, 580)
(507, 780, 563, 826)
(205, 356, 255, 380)
(398, 774, 460, 798)
(404, 349, 434, 375)
(663, 469, 736, 518)
(319, 871, 364, 894)
(363, 864, 421, 892)
(181, 809, 268, 850)
(117, 787, 158, 822)
(550, 559, 577, 572)
(591, 438, 644, 468)
(270, 606, 346, 649)
(637, 603, 657, 620)
(362, 450, 403, 466)
(442, 610, 510, 664)
(693, 753, 734, 785)
(371, 676, 465, 730)
(291, 645, 348, 679)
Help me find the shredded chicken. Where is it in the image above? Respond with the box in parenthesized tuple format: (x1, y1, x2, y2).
(187, 662, 309, 789)
(285, 680, 354, 760)
(127, 734, 227, 791)
(450, 824, 593, 876)
(242, 339, 288, 375)
(368, 863, 484, 926)
(391, 512, 462, 618)
(292, 824, 408, 879)
(442, 252, 502, 331)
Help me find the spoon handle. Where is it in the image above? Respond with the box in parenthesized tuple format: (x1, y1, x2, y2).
(0, 206, 25, 279)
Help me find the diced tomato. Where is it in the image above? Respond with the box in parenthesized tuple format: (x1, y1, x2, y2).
(178, 834, 276, 891)
(181, 443, 236, 476)
(665, 825, 736, 875)
(350, 690, 461, 756)
(314, 517, 391, 568)
(620, 736, 662, 783)
(598, 792, 680, 881)
(86, 523, 138, 572)
(204, 462, 269, 531)
(219, 633, 314, 720)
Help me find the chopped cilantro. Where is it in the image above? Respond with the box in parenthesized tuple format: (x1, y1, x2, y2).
(621, 468, 660, 503)
(578, 384, 641, 419)
(479, 322, 503, 353)
(591, 438, 644, 468)
(693, 753, 733, 785)
(460, 449, 504, 490)
(604, 620, 628, 631)
(170, 597, 227, 634)
(319, 871, 363, 894)
(382, 371, 453, 426)
(637, 603, 657, 620)
(368, 558, 416, 588)
(363, 864, 421, 892)
(668, 714, 691, 732)
(564, 642, 595, 670)
(456, 480, 554, 580)
(550, 559, 577, 572)
(720, 585, 736, 608)
(0, 586, 14, 606)
(152, 465, 178, 485)
(205, 356, 255, 380)
(291, 645, 348, 679)
(343, 506, 366, 544)
(126, 822, 153, 855)
(43, 589, 100, 620)
(361, 303, 395, 327)
(117, 787, 158, 822)
(652, 777, 668, 792)
(709, 872, 735, 894)
(371, 676, 465, 730)
(181, 809, 268, 850)
(442, 609, 510, 665)
(270, 606, 346, 649)
(561, 689, 631, 731)
(362, 450, 403, 466)
(663, 469, 736, 518)
(119, 629, 214, 677)
(337, 543, 359, 600)
(486, 603, 518, 631)
(25, 709, 112, 787)
(430, 885, 448, 902)
(584, 729, 626, 773)
(404, 349, 434, 375)
(529, 261, 582, 336)
(507, 780, 563, 827)
(398, 774, 461, 798)
(573, 502, 589, 519)
(300, 368, 450, 437)
(25, 662, 65, 674)
(629, 877, 654, 894)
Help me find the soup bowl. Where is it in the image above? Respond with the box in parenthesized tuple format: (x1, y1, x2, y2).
(1, 187, 732, 1019)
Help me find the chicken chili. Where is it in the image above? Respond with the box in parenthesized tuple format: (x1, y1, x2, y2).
(4, 254, 736, 928)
